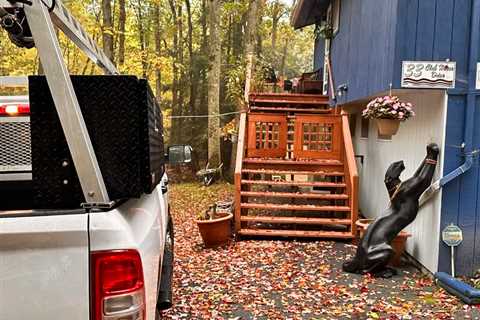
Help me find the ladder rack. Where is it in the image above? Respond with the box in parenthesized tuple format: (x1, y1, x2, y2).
(0, 0, 118, 208)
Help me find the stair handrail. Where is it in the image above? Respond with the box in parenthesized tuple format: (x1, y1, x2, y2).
(234, 112, 247, 232)
(341, 111, 359, 237)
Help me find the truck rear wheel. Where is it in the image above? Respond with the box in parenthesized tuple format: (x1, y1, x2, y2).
(156, 216, 174, 317)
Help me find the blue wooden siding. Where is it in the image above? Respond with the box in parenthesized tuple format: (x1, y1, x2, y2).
(440, 94, 480, 276)
(327, 0, 398, 103)
(393, 0, 471, 90)
(316, 0, 473, 103)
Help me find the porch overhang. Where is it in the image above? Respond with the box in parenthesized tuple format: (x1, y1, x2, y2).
(291, 0, 330, 29)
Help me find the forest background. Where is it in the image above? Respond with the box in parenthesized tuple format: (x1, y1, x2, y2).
(0, 0, 314, 168)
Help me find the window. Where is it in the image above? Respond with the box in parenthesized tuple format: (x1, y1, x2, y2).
(349, 114, 357, 137)
(361, 118, 369, 138)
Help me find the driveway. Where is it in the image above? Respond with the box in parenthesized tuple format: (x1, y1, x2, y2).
(162, 183, 479, 320)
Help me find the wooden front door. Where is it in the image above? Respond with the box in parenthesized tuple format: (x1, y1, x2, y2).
(294, 115, 341, 160)
(247, 113, 287, 158)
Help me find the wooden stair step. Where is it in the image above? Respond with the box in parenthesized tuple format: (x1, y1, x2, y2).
(241, 179, 346, 188)
(240, 203, 351, 212)
(249, 93, 329, 101)
(238, 228, 354, 239)
(249, 93, 329, 105)
(243, 158, 343, 166)
(250, 106, 331, 113)
(241, 191, 349, 200)
(241, 216, 351, 225)
(250, 98, 329, 105)
(242, 169, 344, 176)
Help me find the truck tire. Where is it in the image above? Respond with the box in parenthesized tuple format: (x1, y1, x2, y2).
(156, 216, 174, 315)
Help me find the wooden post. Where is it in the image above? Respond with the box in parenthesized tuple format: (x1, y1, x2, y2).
(341, 111, 359, 238)
(234, 112, 247, 232)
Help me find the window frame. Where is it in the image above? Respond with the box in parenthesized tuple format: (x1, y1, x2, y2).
(360, 117, 369, 139)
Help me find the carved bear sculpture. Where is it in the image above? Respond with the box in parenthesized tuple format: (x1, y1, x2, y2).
(343, 143, 440, 278)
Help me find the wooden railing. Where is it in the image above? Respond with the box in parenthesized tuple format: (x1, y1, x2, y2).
(341, 111, 359, 237)
(234, 112, 247, 232)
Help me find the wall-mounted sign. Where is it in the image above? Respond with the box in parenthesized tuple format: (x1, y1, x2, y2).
(476, 63, 480, 90)
(442, 224, 463, 247)
(402, 61, 456, 89)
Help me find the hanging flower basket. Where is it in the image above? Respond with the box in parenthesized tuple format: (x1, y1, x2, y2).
(376, 118, 401, 136)
(362, 96, 415, 136)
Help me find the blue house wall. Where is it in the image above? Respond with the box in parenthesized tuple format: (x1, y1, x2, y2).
(327, 0, 398, 103)
(311, 0, 480, 275)
(322, 0, 472, 102)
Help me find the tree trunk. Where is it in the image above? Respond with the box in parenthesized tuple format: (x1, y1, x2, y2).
(136, 1, 148, 78)
(255, 0, 265, 56)
(279, 37, 288, 77)
(244, 0, 258, 97)
(117, 0, 126, 66)
(271, 10, 278, 53)
(154, 3, 162, 100)
(232, 13, 245, 59)
(244, 0, 257, 58)
(168, 0, 179, 143)
(207, 0, 221, 166)
(177, 3, 184, 128)
(185, 0, 196, 141)
(102, 0, 115, 63)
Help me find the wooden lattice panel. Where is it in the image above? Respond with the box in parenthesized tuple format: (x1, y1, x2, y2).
(294, 115, 341, 160)
(247, 113, 287, 158)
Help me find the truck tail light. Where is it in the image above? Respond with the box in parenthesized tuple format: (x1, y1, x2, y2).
(91, 250, 146, 320)
(0, 104, 30, 116)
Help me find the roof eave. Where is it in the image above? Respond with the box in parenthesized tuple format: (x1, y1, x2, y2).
(290, 0, 330, 29)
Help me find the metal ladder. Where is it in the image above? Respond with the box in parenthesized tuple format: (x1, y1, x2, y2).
(0, 0, 118, 208)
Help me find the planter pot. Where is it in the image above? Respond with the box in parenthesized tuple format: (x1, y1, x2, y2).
(196, 213, 233, 248)
(376, 119, 401, 136)
(356, 219, 411, 267)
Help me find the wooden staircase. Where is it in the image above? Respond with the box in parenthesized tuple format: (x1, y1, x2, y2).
(234, 93, 359, 239)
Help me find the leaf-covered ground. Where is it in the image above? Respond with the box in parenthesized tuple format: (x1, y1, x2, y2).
(162, 183, 480, 320)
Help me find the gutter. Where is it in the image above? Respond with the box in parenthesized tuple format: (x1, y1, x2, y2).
(420, 0, 480, 207)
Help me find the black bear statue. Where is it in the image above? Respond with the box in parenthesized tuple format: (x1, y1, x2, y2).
(343, 143, 440, 278)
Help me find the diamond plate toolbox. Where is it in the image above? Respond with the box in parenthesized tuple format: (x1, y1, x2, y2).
(29, 76, 165, 209)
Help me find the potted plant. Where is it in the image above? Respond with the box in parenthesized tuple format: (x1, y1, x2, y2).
(356, 219, 411, 267)
(196, 201, 233, 248)
(362, 95, 415, 136)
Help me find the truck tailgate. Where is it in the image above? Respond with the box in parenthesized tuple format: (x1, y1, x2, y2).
(0, 212, 90, 320)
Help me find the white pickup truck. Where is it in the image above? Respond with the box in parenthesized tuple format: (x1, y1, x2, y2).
(0, 1, 189, 319)
(0, 90, 181, 320)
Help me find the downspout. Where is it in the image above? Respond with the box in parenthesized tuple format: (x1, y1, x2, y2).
(419, 151, 474, 206)
(420, 0, 480, 207)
